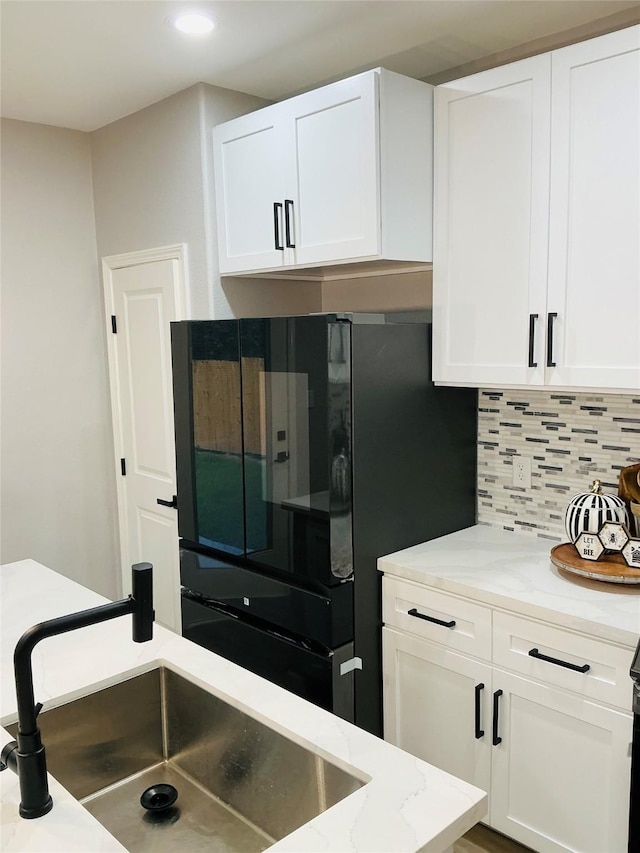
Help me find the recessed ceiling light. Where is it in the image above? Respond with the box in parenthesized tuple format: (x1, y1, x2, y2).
(172, 13, 215, 35)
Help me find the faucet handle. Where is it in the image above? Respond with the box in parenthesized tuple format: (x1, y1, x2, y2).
(131, 563, 154, 643)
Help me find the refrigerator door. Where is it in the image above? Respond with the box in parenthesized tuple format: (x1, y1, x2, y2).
(238, 316, 353, 587)
(180, 547, 353, 648)
(172, 320, 246, 557)
(172, 315, 354, 589)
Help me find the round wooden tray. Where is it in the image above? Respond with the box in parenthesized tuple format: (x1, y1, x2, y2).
(550, 543, 640, 585)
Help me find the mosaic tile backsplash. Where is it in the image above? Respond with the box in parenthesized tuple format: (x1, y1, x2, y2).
(477, 389, 640, 542)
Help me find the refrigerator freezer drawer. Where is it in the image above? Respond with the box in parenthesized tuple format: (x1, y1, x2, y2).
(181, 593, 356, 722)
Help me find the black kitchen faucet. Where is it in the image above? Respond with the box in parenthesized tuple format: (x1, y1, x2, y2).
(0, 563, 154, 818)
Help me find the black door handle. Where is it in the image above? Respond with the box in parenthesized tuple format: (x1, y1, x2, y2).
(475, 683, 485, 739)
(284, 199, 295, 248)
(157, 495, 177, 509)
(528, 648, 590, 673)
(273, 202, 284, 250)
(546, 312, 558, 367)
(492, 689, 503, 745)
(528, 313, 538, 367)
(407, 608, 456, 629)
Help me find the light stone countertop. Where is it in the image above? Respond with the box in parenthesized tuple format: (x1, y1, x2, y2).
(0, 559, 487, 853)
(378, 524, 640, 649)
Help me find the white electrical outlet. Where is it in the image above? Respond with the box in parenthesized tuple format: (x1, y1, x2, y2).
(512, 456, 532, 488)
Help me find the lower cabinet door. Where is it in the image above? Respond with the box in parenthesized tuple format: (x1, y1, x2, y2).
(490, 669, 632, 853)
(383, 626, 492, 796)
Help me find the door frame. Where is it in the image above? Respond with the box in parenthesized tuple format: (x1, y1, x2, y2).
(102, 244, 189, 598)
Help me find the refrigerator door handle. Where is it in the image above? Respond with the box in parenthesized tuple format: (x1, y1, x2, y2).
(339, 657, 362, 676)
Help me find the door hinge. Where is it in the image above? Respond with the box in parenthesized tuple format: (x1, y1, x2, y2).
(120, 458, 126, 476)
(111, 315, 117, 334)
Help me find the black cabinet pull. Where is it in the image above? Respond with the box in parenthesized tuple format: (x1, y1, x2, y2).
(475, 683, 485, 739)
(528, 313, 538, 367)
(284, 199, 295, 248)
(546, 312, 558, 367)
(273, 202, 284, 250)
(528, 648, 590, 673)
(157, 495, 178, 509)
(407, 608, 455, 629)
(492, 689, 503, 746)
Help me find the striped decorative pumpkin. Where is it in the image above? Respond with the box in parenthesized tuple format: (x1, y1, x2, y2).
(564, 480, 628, 544)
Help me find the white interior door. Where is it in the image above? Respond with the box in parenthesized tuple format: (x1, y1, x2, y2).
(103, 246, 186, 632)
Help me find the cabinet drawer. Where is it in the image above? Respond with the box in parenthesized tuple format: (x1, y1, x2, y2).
(492, 611, 634, 710)
(382, 576, 492, 660)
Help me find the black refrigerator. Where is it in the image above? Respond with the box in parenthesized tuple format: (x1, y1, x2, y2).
(171, 313, 477, 737)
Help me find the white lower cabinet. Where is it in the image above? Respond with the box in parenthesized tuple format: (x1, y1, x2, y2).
(383, 628, 493, 796)
(490, 669, 631, 853)
(382, 577, 633, 853)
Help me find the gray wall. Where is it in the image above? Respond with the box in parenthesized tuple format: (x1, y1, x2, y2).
(0, 119, 119, 598)
(91, 83, 269, 320)
(0, 83, 320, 602)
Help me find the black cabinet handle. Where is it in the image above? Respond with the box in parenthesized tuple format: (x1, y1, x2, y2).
(284, 199, 296, 248)
(407, 608, 455, 629)
(528, 313, 538, 367)
(157, 495, 177, 509)
(475, 683, 485, 739)
(273, 202, 284, 250)
(546, 312, 558, 367)
(528, 648, 590, 673)
(492, 689, 503, 746)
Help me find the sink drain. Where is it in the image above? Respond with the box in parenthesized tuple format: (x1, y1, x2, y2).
(140, 783, 178, 811)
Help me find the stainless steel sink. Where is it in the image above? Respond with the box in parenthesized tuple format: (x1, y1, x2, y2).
(6, 667, 365, 852)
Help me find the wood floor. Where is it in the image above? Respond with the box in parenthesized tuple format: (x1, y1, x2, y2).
(454, 824, 531, 853)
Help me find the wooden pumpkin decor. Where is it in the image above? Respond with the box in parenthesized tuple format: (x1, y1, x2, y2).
(564, 479, 628, 545)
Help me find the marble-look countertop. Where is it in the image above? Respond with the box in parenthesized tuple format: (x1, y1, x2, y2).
(378, 525, 640, 648)
(1, 560, 486, 853)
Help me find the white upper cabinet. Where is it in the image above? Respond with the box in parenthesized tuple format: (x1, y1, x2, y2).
(213, 106, 289, 274)
(432, 55, 551, 387)
(282, 72, 380, 268)
(546, 27, 640, 390)
(433, 26, 640, 392)
(213, 69, 433, 276)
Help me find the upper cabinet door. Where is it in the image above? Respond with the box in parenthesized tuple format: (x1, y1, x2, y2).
(283, 72, 380, 266)
(212, 69, 433, 276)
(213, 105, 289, 274)
(432, 55, 552, 386)
(546, 26, 640, 390)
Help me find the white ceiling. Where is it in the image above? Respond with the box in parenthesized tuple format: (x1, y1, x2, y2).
(1, 0, 639, 132)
